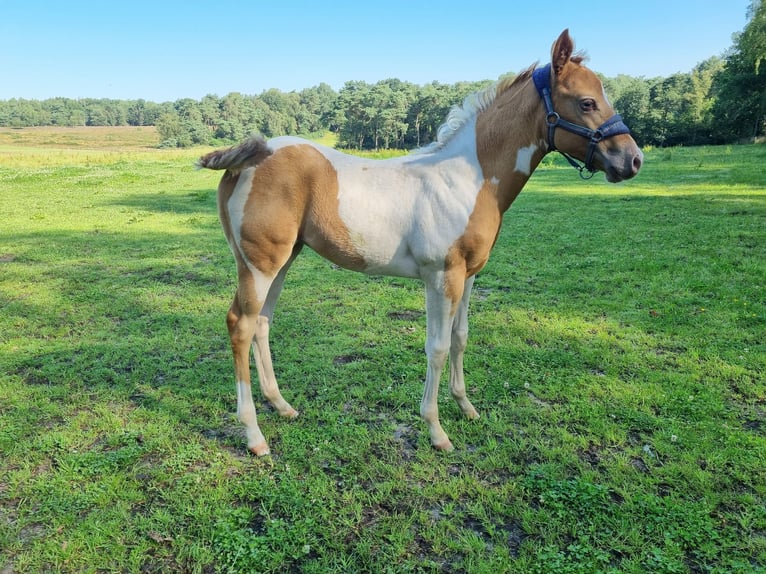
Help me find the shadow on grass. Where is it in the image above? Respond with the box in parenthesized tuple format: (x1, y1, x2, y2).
(102, 188, 218, 215)
(1, 224, 234, 432)
(1, 223, 426, 453)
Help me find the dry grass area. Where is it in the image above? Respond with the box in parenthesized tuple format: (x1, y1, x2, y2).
(0, 126, 197, 168)
(0, 126, 159, 150)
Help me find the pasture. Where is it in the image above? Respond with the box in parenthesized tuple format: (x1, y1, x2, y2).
(1, 128, 764, 573)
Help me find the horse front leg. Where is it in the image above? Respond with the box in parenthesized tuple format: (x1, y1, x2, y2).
(421, 274, 462, 451)
(449, 275, 479, 420)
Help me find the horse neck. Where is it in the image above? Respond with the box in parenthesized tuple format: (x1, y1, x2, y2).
(475, 77, 547, 212)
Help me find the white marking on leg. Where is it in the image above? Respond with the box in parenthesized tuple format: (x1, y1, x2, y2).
(250, 268, 275, 303)
(251, 252, 299, 418)
(253, 316, 298, 418)
(237, 380, 268, 454)
(514, 144, 538, 176)
(449, 276, 479, 419)
(421, 274, 457, 451)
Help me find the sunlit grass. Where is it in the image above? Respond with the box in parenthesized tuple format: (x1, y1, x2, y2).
(1, 129, 764, 573)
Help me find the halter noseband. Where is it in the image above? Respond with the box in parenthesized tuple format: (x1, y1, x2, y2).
(532, 63, 631, 179)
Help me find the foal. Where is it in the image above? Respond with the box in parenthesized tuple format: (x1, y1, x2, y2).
(198, 30, 642, 455)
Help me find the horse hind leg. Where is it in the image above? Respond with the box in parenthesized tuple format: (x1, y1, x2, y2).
(228, 253, 297, 456)
(227, 289, 270, 455)
(251, 248, 301, 419)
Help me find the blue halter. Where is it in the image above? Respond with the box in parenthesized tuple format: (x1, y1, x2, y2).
(532, 63, 631, 179)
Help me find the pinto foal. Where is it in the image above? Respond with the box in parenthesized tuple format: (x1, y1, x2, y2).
(198, 30, 642, 455)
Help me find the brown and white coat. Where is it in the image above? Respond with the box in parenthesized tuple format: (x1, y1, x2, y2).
(198, 30, 643, 455)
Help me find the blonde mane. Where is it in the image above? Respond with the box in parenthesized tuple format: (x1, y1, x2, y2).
(414, 66, 535, 154)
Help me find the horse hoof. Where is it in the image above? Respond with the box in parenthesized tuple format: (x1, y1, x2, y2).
(249, 442, 271, 456)
(433, 439, 454, 452)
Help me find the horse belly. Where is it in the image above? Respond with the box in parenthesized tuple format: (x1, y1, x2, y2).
(306, 200, 422, 278)
(336, 182, 478, 279)
(329, 168, 429, 277)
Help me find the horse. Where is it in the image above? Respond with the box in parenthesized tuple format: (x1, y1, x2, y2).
(197, 29, 643, 456)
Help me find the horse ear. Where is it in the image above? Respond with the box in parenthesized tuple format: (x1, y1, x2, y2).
(551, 29, 574, 76)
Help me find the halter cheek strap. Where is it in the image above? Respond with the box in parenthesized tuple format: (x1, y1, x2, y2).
(532, 64, 631, 179)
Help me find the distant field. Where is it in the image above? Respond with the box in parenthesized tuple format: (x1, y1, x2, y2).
(0, 126, 400, 159)
(0, 125, 159, 149)
(0, 129, 764, 573)
(0, 126, 191, 168)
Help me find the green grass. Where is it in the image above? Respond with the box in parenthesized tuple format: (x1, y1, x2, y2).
(1, 130, 764, 573)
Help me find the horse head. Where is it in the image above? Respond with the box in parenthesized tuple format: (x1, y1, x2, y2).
(538, 29, 643, 182)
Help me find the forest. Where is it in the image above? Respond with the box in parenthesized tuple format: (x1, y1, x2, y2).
(1, 1, 763, 150)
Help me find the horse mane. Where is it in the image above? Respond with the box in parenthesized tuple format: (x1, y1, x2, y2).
(571, 51, 588, 65)
(413, 64, 537, 154)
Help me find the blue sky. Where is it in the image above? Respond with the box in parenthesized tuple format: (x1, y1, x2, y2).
(0, 0, 751, 102)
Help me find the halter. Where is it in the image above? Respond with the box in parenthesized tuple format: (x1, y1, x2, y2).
(532, 63, 631, 179)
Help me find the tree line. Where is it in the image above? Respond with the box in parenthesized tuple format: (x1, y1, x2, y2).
(2, 1, 763, 149)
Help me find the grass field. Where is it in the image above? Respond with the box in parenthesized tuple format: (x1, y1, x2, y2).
(1, 128, 764, 573)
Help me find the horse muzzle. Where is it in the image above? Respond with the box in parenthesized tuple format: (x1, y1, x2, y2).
(598, 140, 643, 183)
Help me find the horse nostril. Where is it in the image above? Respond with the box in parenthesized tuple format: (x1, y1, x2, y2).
(632, 154, 642, 174)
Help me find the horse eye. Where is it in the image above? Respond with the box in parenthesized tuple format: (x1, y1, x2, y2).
(580, 99, 596, 112)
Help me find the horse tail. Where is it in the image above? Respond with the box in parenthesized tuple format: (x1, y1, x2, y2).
(196, 136, 273, 172)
